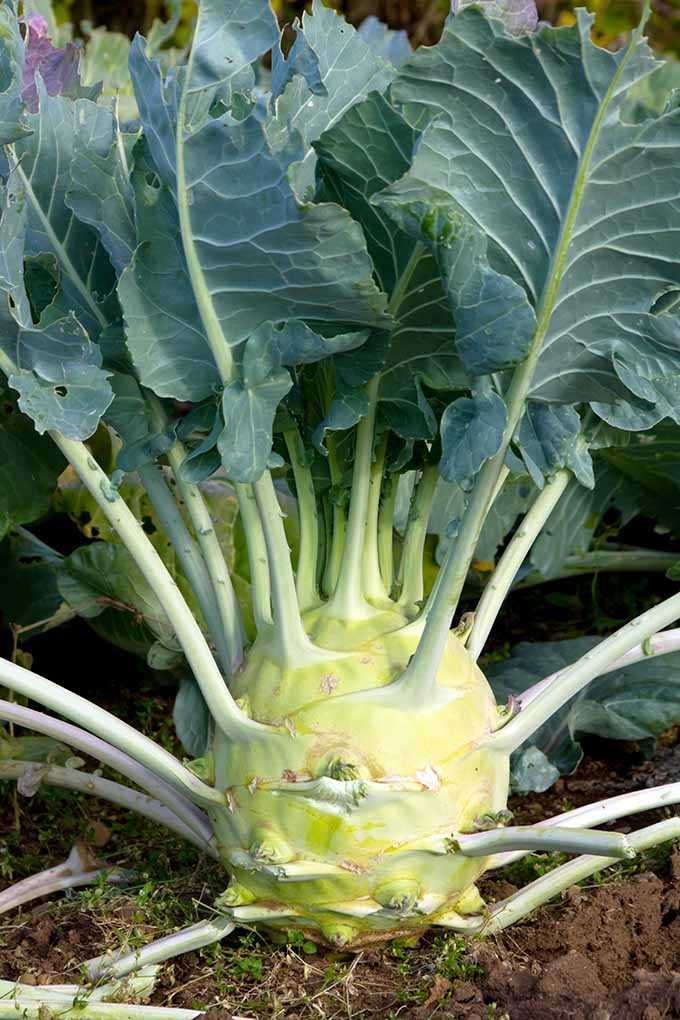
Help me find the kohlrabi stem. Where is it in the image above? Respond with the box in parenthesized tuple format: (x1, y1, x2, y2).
(378, 470, 398, 596)
(0, 843, 118, 916)
(137, 462, 233, 674)
(146, 393, 244, 672)
(516, 626, 680, 712)
(397, 465, 438, 611)
(467, 469, 570, 661)
(488, 591, 680, 753)
(235, 482, 272, 630)
(363, 432, 389, 604)
(489, 781, 680, 870)
(516, 547, 680, 588)
(476, 818, 680, 936)
(453, 825, 633, 859)
(0, 657, 224, 808)
(0, 699, 213, 845)
(398, 465, 510, 696)
(0, 762, 213, 855)
(52, 434, 261, 740)
(407, 24, 645, 697)
(284, 426, 320, 612)
(0, 989, 203, 1020)
(322, 435, 347, 597)
(327, 376, 380, 619)
(87, 918, 235, 981)
(252, 472, 312, 660)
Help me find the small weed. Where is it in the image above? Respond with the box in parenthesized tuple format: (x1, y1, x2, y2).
(433, 933, 482, 983)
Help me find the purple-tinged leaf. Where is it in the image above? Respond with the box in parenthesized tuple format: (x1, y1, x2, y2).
(22, 13, 80, 112)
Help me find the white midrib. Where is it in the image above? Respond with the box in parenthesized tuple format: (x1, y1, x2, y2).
(501, 23, 647, 440)
(175, 57, 234, 388)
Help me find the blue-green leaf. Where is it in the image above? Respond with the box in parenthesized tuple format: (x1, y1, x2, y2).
(66, 101, 136, 275)
(488, 638, 680, 791)
(357, 17, 411, 68)
(5, 311, 112, 439)
(118, 145, 220, 402)
(385, 10, 680, 427)
(517, 403, 594, 490)
(0, 1, 29, 145)
(439, 390, 507, 484)
(173, 676, 210, 757)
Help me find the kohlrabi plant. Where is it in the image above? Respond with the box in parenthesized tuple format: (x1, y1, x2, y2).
(3, 0, 680, 1013)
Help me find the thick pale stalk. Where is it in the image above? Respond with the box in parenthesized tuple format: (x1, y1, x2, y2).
(322, 436, 347, 597)
(0, 762, 214, 854)
(363, 433, 389, 603)
(467, 470, 570, 660)
(137, 462, 232, 673)
(0, 699, 212, 844)
(328, 376, 380, 620)
(51, 434, 261, 740)
(474, 818, 680, 935)
(516, 547, 680, 589)
(488, 592, 680, 753)
(0, 657, 223, 808)
(516, 627, 680, 712)
(0, 992, 202, 1020)
(87, 918, 235, 980)
(489, 781, 680, 869)
(454, 824, 633, 859)
(284, 427, 320, 611)
(253, 472, 314, 660)
(0, 969, 158, 1003)
(397, 465, 438, 610)
(235, 482, 272, 630)
(0, 842, 120, 915)
(378, 471, 398, 595)
(147, 394, 244, 671)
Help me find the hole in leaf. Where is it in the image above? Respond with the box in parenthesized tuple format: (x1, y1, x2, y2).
(141, 515, 157, 535)
(54, 385, 68, 397)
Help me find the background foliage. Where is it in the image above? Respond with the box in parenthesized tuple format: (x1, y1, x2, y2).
(57, 0, 680, 55)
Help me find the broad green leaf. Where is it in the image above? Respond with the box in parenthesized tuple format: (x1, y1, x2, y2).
(118, 145, 220, 402)
(173, 676, 210, 756)
(12, 87, 116, 337)
(66, 101, 136, 275)
(270, 0, 396, 194)
(529, 474, 595, 577)
(3, 310, 113, 440)
(271, 21, 326, 102)
(178, 103, 389, 351)
(105, 373, 174, 471)
(487, 637, 680, 791)
(439, 390, 507, 484)
(374, 181, 536, 380)
(218, 335, 293, 482)
(357, 17, 411, 68)
(58, 540, 179, 653)
(383, 10, 680, 427)
(315, 92, 417, 298)
(312, 388, 368, 454)
(516, 404, 594, 490)
(315, 93, 464, 436)
(128, 35, 179, 191)
(0, 1, 30, 144)
(0, 378, 64, 537)
(455, 0, 537, 35)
